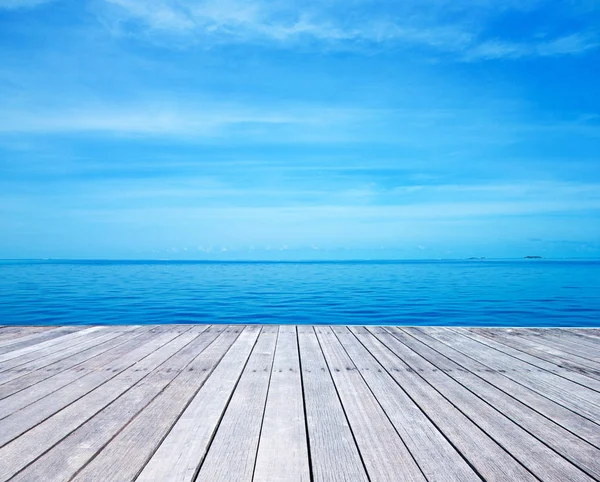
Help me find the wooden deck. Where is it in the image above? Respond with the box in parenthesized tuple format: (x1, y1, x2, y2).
(0, 325, 599, 481)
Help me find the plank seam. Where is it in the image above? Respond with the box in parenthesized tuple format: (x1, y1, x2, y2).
(395, 328, 599, 479)
(348, 327, 487, 482)
(250, 326, 280, 482)
(312, 326, 372, 482)
(409, 328, 600, 449)
(454, 329, 600, 394)
(296, 325, 314, 482)
(65, 326, 239, 482)
(124, 326, 243, 481)
(6, 326, 201, 480)
(0, 327, 108, 367)
(330, 327, 429, 481)
(0, 326, 191, 450)
(509, 332, 600, 366)
(373, 327, 541, 481)
(188, 326, 263, 482)
(0, 327, 150, 401)
(452, 332, 600, 424)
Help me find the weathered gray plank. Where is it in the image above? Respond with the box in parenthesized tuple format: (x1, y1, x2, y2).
(0, 327, 47, 344)
(0, 326, 146, 397)
(0, 326, 65, 349)
(297, 325, 369, 482)
(0, 326, 197, 480)
(0, 325, 139, 395)
(0, 325, 138, 372)
(128, 326, 261, 482)
(397, 327, 600, 479)
(315, 326, 425, 482)
(9, 325, 224, 482)
(331, 326, 481, 482)
(70, 326, 247, 482)
(196, 326, 278, 482)
(463, 329, 600, 392)
(253, 326, 310, 482)
(449, 329, 600, 421)
(408, 327, 600, 448)
(0, 326, 182, 447)
(478, 329, 600, 378)
(0, 326, 107, 369)
(349, 326, 535, 481)
(569, 329, 600, 341)
(0, 324, 598, 482)
(379, 327, 593, 482)
(517, 329, 600, 361)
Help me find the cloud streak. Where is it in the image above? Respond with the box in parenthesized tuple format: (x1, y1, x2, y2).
(93, 0, 600, 59)
(465, 33, 600, 60)
(0, 102, 382, 139)
(4, 0, 598, 59)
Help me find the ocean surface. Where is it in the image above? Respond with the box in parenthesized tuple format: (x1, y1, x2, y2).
(0, 260, 599, 327)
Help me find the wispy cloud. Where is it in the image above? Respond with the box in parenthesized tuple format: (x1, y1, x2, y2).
(0, 102, 381, 140)
(97, 0, 475, 52)
(91, 0, 600, 59)
(465, 32, 600, 60)
(3, 0, 598, 59)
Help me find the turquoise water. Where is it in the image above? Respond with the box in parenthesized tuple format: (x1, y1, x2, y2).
(0, 260, 598, 327)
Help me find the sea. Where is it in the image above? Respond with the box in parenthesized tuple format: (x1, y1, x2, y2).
(0, 259, 598, 327)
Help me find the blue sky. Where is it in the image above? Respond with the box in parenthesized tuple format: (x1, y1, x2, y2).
(0, 0, 599, 259)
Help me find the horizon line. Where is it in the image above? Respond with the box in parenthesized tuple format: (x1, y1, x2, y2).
(1, 257, 599, 263)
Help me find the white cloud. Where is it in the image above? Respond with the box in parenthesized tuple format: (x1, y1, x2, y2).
(93, 0, 600, 59)
(98, 0, 475, 52)
(465, 32, 600, 60)
(0, 101, 380, 139)
(3, 0, 597, 59)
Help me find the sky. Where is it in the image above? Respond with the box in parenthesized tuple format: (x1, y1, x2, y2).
(0, 0, 599, 260)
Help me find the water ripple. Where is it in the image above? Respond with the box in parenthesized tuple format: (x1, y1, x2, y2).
(0, 260, 598, 327)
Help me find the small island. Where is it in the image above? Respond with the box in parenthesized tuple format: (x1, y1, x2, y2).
(524, 255, 543, 259)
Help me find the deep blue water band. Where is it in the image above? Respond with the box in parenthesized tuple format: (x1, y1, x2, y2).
(0, 260, 598, 327)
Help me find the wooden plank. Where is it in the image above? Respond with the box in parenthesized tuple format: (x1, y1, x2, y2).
(316, 326, 425, 481)
(296, 325, 369, 482)
(0, 325, 139, 390)
(0, 326, 81, 350)
(463, 329, 600, 391)
(0, 326, 182, 447)
(569, 329, 600, 341)
(331, 326, 481, 482)
(253, 326, 310, 482)
(378, 327, 593, 481)
(9, 325, 227, 482)
(0, 326, 58, 346)
(0, 326, 198, 480)
(449, 329, 600, 421)
(518, 329, 600, 361)
(397, 327, 600, 479)
(348, 326, 535, 481)
(0, 328, 159, 418)
(408, 327, 600, 448)
(482, 329, 600, 376)
(94, 326, 260, 482)
(0, 326, 146, 397)
(0, 324, 596, 482)
(196, 326, 278, 482)
(0, 326, 107, 368)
